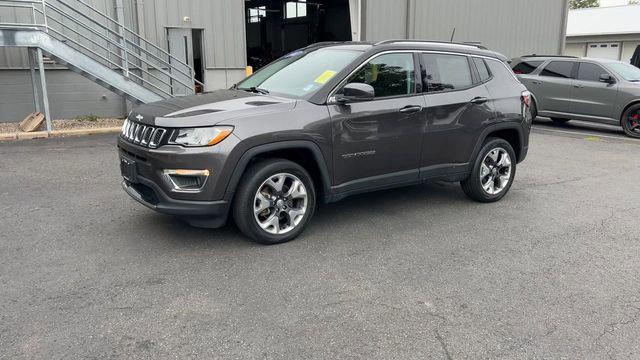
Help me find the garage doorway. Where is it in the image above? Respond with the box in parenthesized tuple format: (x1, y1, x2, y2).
(245, 0, 352, 70)
(587, 42, 621, 61)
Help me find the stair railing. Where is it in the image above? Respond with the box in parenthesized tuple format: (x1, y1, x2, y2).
(0, 0, 204, 99)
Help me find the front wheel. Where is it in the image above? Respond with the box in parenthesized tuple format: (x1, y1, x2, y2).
(621, 104, 640, 139)
(233, 159, 316, 245)
(461, 138, 517, 203)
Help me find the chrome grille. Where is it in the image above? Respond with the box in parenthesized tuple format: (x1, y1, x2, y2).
(121, 119, 167, 149)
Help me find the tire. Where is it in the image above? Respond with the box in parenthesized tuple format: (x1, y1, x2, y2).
(461, 138, 517, 203)
(621, 103, 640, 139)
(551, 117, 570, 124)
(232, 158, 316, 245)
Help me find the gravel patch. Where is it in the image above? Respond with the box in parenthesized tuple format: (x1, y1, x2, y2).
(0, 118, 124, 134)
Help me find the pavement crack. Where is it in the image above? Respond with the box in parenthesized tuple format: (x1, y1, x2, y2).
(434, 329, 453, 360)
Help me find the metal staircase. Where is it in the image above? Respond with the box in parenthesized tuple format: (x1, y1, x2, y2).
(0, 0, 203, 107)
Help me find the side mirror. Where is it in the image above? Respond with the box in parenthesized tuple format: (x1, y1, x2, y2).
(336, 83, 375, 103)
(599, 74, 616, 84)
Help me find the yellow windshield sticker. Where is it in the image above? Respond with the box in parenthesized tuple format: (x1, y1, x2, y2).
(314, 70, 337, 84)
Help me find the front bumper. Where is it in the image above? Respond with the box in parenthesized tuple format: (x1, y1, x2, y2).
(118, 135, 238, 228)
(121, 178, 230, 228)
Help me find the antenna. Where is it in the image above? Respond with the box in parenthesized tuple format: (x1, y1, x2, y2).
(450, 27, 456, 42)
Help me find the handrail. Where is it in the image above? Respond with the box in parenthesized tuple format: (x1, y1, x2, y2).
(0, 0, 202, 97)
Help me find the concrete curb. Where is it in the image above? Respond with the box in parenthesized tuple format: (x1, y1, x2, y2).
(0, 127, 121, 142)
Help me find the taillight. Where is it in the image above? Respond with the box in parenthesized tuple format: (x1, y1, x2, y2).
(521, 91, 532, 108)
(514, 70, 524, 75)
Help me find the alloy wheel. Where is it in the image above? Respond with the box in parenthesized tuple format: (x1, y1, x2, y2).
(253, 173, 308, 235)
(480, 148, 512, 195)
(627, 110, 640, 135)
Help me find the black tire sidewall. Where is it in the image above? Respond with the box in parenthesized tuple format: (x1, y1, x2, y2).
(622, 104, 640, 138)
(233, 159, 316, 244)
(463, 138, 517, 203)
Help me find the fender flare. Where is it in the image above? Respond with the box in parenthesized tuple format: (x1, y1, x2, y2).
(618, 99, 640, 125)
(223, 140, 332, 202)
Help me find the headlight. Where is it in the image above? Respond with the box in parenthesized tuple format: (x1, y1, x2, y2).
(172, 126, 234, 147)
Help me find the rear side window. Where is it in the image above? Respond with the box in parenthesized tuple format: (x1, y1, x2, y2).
(347, 53, 416, 97)
(577, 62, 609, 82)
(540, 61, 576, 78)
(512, 60, 544, 74)
(473, 58, 491, 82)
(421, 53, 473, 92)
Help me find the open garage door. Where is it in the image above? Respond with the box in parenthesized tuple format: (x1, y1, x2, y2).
(245, 0, 353, 70)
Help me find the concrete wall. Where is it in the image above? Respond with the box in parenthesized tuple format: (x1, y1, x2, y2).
(0, 69, 126, 122)
(362, 0, 569, 59)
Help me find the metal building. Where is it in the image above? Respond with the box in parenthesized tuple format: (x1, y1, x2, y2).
(0, 0, 569, 123)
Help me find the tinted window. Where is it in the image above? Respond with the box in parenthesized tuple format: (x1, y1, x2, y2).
(421, 53, 473, 92)
(347, 53, 416, 97)
(577, 62, 609, 82)
(512, 60, 544, 74)
(473, 57, 491, 82)
(540, 61, 575, 78)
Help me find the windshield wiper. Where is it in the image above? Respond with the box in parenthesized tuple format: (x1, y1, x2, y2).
(241, 87, 270, 95)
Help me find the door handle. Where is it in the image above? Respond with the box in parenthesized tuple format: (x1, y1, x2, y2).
(532, 80, 543, 85)
(470, 97, 488, 105)
(399, 105, 423, 114)
(573, 84, 584, 89)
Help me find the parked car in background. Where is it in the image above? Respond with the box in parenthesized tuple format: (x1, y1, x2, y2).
(511, 55, 640, 138)
(119, 41, 532, 244)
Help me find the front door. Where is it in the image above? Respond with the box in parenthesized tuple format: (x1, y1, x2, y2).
(329, 52, 425, 190)
(570, 61, 619, 121)
(167, 28, 194, 96)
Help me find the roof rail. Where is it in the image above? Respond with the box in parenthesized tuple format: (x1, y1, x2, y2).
(301, 41, 371, 50)
(374, 39, 488, 50)
(521, 54, 578, 58)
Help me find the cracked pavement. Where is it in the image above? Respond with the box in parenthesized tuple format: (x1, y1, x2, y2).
(1, 126, 639, 359)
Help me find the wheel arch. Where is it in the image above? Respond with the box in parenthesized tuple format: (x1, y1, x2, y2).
(471, 123, 526, 164)
(619, 100, 640, 125)
(224, 140, 332, 204)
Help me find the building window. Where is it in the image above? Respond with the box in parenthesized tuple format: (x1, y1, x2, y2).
(248, 6, 266, 23)
(285, 0, 307, 19)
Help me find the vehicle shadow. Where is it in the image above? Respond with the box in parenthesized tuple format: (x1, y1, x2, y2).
(134, 181, 473, 248)
(533, 117, 625, 137)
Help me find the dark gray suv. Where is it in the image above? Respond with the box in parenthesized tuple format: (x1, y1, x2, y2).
(512, 55, 640, 138)
(118, 40, 532, 244)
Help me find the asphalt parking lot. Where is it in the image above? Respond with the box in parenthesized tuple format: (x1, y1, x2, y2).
(1, 121, 639, 359)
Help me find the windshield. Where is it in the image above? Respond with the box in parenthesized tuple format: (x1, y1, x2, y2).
(608, 62, 640, 81)
(237, 49, 361, 98)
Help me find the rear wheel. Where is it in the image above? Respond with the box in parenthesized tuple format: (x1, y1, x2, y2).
(551, 117, 570, 124)
(461, 138, 516, 203)
(621, 104, 640, 139)
(233, 159, 316, 245)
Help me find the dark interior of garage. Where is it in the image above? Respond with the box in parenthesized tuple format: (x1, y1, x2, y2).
(245, 0, 352, 70)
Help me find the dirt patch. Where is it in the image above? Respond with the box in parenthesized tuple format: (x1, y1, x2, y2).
(0, 118, 124, 134)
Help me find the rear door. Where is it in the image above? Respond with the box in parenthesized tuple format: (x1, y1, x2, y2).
(570, 61, 618, 120)
(531, 60, 577, 113)
(419, 53, 495, 174)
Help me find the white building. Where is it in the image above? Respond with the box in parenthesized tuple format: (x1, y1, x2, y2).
(565, 4, 640, 62)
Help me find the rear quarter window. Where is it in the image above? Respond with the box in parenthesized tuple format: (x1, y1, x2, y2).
(512, 60, 544, 74)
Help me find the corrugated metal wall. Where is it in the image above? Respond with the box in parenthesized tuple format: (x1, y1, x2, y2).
(363, 0, 568, 59)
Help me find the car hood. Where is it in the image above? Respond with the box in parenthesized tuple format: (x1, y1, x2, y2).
(129, 89, 297, 128)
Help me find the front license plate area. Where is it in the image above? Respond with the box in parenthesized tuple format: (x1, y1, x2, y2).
(120, 157, 138, 183)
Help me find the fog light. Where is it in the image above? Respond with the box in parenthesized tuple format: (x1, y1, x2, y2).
(163, 169, 210, 192)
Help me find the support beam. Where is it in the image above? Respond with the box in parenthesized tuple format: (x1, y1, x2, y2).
(36, 48, 52, 133)
(28, 48, 41, 113)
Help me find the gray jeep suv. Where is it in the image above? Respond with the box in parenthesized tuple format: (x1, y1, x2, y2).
(119, 40, 532, 244)
(512, 55, 640, 138)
